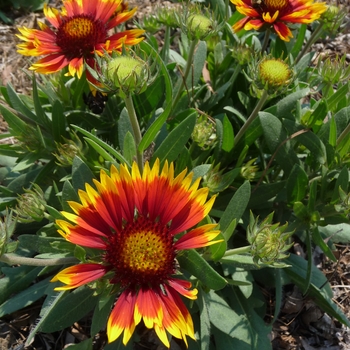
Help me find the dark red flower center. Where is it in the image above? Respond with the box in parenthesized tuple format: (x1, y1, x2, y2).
(56, 15, 108, 58)
(263, 0, 289, 12)
(105, 216, 176, 289)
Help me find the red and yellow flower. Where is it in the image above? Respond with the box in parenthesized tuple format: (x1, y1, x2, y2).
(230, 0, 327, 41)
(51, 159, 220, 347)
(17, 0, 144, 83)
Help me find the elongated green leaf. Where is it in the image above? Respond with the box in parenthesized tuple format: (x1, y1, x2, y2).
(283, 119, 327, 165)
(25, 288, 67, 346)
(331, 166, 349, 203)
(6, 83, 39, 124)
(0, 104, 28, 136)
(123, 132, 136, 165)
(0, 266, 41, 305)
(40, 286, 98, 332)
(219, 181, 250, 237)
(152, 111, 197, 165)
(177, 249, 227, 290)
(72, 156, 95, 191)
(275, 88, 310, 120)
(32, 76, 51, 129)
(197, 289, 211, 350)
(291, 24, 307, 58)
(138, 42, 173, 152)
(0, 277, 50, 317)
(52, 100, 67, 142)
(91, 293, 115, 336)
(206, 290, 271, 349)
(222, 114, 234, 153)
(73, 125, 129, 166)
(286, 164, 308, 204)
(312, 227, 336, 262)
(260, 112, 300, 173)
(62, 180, 80, 212)
(327, 82, 349, 111)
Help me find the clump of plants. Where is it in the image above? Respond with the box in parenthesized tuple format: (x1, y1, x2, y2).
(0, 0, 349, 348)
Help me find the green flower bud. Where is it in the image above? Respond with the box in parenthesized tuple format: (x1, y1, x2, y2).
(258, 58, 292, 91)
(240, 158, 259, 181)
(191, 115, 216, 150)
(247, 212, 294, 265)
(53, 133, 85, 167)
(187, 14, 213, 40)
(0, 210, 17, 257)
(15, 184, 47, 223)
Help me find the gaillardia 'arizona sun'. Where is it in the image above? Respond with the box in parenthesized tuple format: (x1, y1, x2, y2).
(230, 0, 327, 41)
(17, 0, 144, 82)
(51, 159, 220, 347)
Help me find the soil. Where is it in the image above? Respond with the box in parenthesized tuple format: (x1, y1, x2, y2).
(0, 0, 350, 349)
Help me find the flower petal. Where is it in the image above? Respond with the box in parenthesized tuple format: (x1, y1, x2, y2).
(51, 263, 107, 290)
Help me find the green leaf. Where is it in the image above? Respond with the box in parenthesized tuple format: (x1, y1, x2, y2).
(219, 181, 250, 238)
(0, 104, 28, 136)
(311, 227, 336, 262)
(62, 180, 80, 212)
(331, 166, 349, 203)
(123, 132, 136, 165)
(197, 289, 211, 350)
(71, 156, 96, 191)
(222, 114, 234, 153)
(73, 125, 129, 166)
(25, 287, 67, 346)
(40, 286, 98, 333)
(206, 290, 271, 349)
(284, 254, 350, 327)
(192, 164, 211, 182)
(6, 83, 39, 124)
(291, 24, 307, 58)
(260, 112, 300, 173)
(118, 107, 134, 152)
(52, 100, 67, 142)
(177, 249, 227, 290)
(138, 41, 173, 152)
(286, 164, 308, 204)
(0, 277, 50, 317)
(91, 292, 115, 337)
(18, 235, 72, 254)
(152, 110, 197, 165)
(275, 88, 310, 120)
(327, 82, 349, 111)
(32, 76, 51, 129)
(0, 266, 41, 305)
(187, 41, 207, 89)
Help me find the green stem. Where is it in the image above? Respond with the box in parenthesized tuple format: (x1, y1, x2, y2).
(124, 93, 143, 170)
(261, 28, 271, 54)
(295, 22, 324, 64)
(223, 246, 251, 257)
(0, 254, 78, 266)
(171, 39, 199, 112)
(234, 89, 269, 145)
(336, 122, 350, 147)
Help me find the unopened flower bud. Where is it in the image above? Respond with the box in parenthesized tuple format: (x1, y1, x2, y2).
(107, 56, 149, 97)
(15, 185, 47, 223)
(258, 58, 292, 92)
(54, 133, 85, 167)
(240, 158, 259, 181)
(247, 212, 294, 265)
(0, 210, 17, 256)
(192, 115, 216, 150)
(187, 14, 213, 40)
